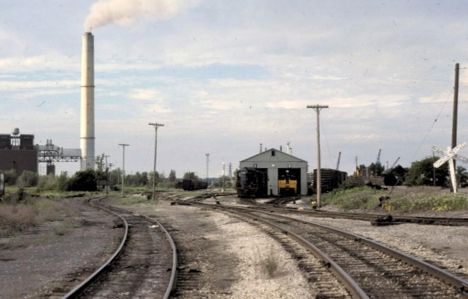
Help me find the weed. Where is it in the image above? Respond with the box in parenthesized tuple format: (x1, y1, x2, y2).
(0, 198, 70, 236)
(53, 219, 75, 236)
(321, 186, 468, 212)
(0, 204, 37, 236)
(256, 247, 283, 278)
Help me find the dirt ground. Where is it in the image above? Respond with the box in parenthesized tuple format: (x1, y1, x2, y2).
(2, 192, 466, 298)
(0, 198, 121, 299)
(120, 200, 316, 299)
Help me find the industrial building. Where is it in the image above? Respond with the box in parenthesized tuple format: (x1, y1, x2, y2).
(239, 148, 308, 196)
(0, 130, 38, 173)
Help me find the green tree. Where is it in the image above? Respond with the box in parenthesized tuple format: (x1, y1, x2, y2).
(183, 171, 198, 180)
(405, 157, 448, 187)
(458, 166, 468, 187)
(368, 162, 384, 176)
(67, 169, 97, 191)
(95, 154, 105, 172)
(168, 170, 177, 183)
(383, 165, 408, 186)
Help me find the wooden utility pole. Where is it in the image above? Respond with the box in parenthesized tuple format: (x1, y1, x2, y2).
(452, 63, 460, 173)
(118, 143, 130, 196)
(307, 105, 329, 208)
(149, 122, 164, 201)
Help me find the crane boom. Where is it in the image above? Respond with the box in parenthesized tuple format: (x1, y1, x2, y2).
(336, 151, 341, 170)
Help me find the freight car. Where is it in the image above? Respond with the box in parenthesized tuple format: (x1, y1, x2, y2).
(236, 167, 268, 198)
(175, 179, 208, 191)
(308, 168, 347, 194)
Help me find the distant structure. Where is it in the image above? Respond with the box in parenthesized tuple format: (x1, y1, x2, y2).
(0, 128, 38, 173)
(239, 148, 308, 196)
(80, 32, 95, 170)
(37, 139, 81, 175)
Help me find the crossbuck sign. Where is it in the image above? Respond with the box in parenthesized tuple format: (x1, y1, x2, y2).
(432, 142, 468, 193)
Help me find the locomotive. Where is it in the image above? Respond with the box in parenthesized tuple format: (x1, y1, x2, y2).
(278, 169, 298, 196)
(236, 167, 268, 198)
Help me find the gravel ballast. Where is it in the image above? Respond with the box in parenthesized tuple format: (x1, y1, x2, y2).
(120, 200, 316, 298)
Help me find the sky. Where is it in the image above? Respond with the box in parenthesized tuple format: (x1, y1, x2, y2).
(1, 0, 468, 178)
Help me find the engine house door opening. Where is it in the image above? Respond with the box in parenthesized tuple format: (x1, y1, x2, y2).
(256, 168, 268, 197)
(278, 168, 301, 196)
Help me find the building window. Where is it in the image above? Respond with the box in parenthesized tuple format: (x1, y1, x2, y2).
(271, 150, 275, 156)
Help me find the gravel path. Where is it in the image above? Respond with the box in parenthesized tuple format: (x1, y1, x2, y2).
(0, 198, 121, 298)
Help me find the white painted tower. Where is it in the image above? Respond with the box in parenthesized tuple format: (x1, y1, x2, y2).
(80, 32, 95, 170)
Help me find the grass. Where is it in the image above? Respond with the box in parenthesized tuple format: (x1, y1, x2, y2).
(109, 193, 150, 205)
(0, 198, 73, 237)
(321, 186, 468, 213)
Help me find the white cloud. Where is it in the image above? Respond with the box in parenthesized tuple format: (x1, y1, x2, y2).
(0, 55, 78, 72)
(130, 88, 165, 101)
(0, 79, 77, 90)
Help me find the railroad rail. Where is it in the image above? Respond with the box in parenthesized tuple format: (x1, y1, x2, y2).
(177, 191, 468, 226)
(63, 198, 177, 299)
(267, 205, 468, 226)
(195, 202, 468, 298)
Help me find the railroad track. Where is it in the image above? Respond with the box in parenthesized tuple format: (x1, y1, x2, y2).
(246, 202, 468, 226)
(195, 203, 468, 298)
(176, 191, 468, 226)
(63, 198, 177, 299)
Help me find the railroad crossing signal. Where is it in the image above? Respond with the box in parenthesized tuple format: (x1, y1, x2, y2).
(432, 142, 468, 193)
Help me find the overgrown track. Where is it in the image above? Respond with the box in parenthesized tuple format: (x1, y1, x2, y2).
(63, 198, 177, 299)
(196, 203, 468, 298)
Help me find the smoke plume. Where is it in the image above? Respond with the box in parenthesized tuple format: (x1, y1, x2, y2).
(84, 0, 199, 31)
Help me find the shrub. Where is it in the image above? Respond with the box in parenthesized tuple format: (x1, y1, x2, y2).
(56, 172, 69, 191)
(17, 171, 38, 187)
(67, 169, 97, 191)
(4, 169, 18, 186)
(37, 175, 57, 191)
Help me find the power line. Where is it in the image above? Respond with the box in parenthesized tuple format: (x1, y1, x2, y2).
(411, 97, 451, 161)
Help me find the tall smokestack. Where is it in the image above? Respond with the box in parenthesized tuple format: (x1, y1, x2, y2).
(80, 32, 95, 170)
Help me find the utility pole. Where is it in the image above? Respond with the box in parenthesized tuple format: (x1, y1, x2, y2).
(149, 122, 164, 201)
(104, 154, 110, 196)
(118, 143, 129, 196)
(307, 105, 329, 208)
(205, 153, 210, 183)
(452, 63, 460, 176)
(222, 162, 226, 193)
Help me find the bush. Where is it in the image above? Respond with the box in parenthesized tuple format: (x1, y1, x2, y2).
(17, 171, 38, 187)
(321, 187, 381, 210)
(56, 173, 69, 191)
(67, 170, 97, 191)
(37, 175, 57, 191)
(4, 169, 18, 186)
